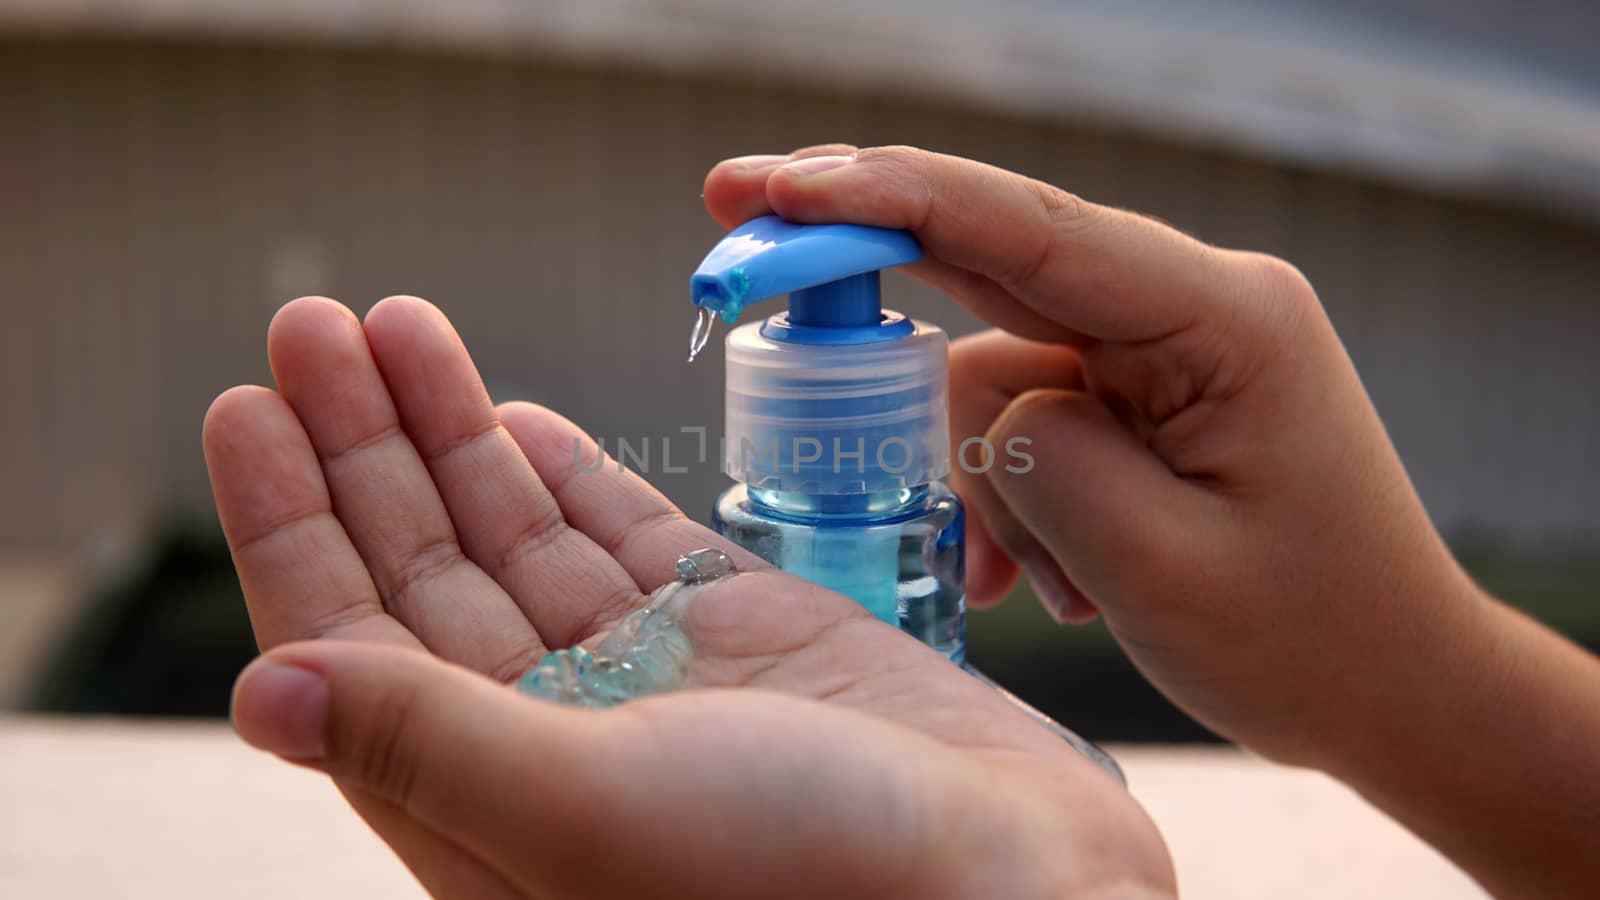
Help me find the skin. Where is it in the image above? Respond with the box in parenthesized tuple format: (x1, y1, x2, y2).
(705, 146, 1600, 897)
(211, 145, 1600, 898)
(208, 294, 1171, 900)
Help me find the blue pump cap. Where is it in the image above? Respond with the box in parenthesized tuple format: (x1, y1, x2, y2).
(690, 216, 923, 345)
(692, 216, 952, 495)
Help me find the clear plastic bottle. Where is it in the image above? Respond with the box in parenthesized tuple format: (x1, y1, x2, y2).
(686, 215, 1119, 780)
(713, 482, 966, 662)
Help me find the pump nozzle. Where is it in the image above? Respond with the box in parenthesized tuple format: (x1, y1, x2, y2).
(687, 215, 922, 360)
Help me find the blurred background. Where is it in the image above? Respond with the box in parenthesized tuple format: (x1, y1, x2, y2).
(2, 0, 1597, 743)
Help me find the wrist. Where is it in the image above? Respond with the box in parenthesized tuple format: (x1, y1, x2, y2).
(1279, 561, 1494, 776)
(1308, 576, 1600, 897)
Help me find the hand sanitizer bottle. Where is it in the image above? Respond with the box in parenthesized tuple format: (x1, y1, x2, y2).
(687, 216, 965, 662)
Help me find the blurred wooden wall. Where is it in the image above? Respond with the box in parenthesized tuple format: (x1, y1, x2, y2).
(3, 38, 1597, 553)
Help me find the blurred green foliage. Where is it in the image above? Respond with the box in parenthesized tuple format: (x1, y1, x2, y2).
(1456, 543, 1600, 636)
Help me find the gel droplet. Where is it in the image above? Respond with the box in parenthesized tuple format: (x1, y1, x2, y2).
(518, 548, 737, 708)
(676, 547, 736, 583)
(687, 306, 716, 363)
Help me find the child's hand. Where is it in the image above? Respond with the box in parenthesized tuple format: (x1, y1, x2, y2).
(706, 144, 1465, 764)
(206, 297, 1172, 900)
(706, 146, 1600, 899)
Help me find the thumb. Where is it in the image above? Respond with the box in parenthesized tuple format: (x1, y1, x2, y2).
(984, 389, 1215, 621)
(231, 640, 619, 898)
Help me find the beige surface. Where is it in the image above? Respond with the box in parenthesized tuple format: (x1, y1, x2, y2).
(0, 715, 1485, 899)
(1115, 746, 1487, 899)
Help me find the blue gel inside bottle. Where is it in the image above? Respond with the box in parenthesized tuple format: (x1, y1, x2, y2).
(713, 484, 965, 662)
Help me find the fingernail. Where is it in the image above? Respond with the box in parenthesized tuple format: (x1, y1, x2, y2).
(724, 153, 789, 171)
(1023, 556, 1090, 625)
(780, 154, 852, 176)
(233, 660, 328, 759)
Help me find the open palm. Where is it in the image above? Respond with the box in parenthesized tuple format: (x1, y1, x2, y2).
(204, 296, 1171, 900)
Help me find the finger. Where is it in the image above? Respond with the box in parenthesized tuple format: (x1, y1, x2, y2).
(984, 388, 1217, 623)
(497, 402, 771, 594)
(962, 505, 1018, 610)
(950, 333, 1033, 608)
(703, 147, 1077, 343)
(764, 145, 1241, 343)
(703, 143, 858, 229)
(788, 144, 862, 159)
(948, 331, 1097, 620)
(362, 296, 645, 649)
(907, 257, 1083, 344)
(337, 784, 525, 900)
(267, 297, 542, 680)
(203, 385, 418, 650)
(208, 384, 517, 899)
(231, 640, 622, 900)
(231, 640, 959, 899)
(704, 153, 789, 230)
